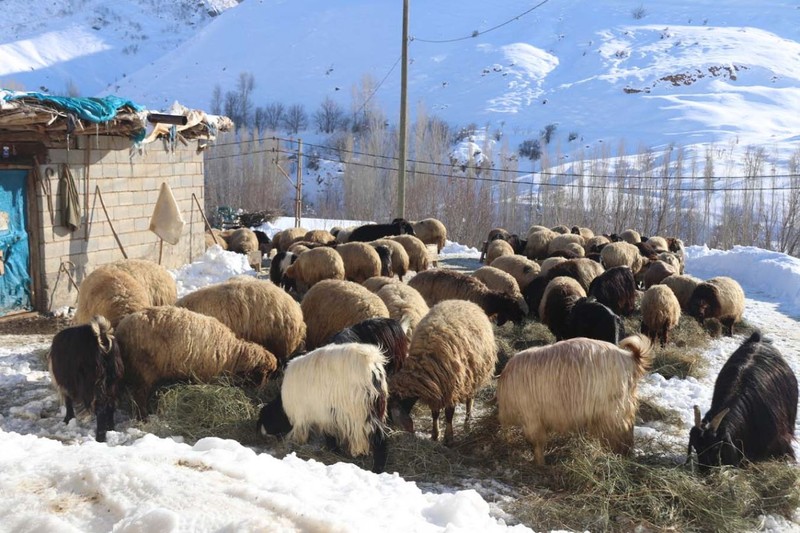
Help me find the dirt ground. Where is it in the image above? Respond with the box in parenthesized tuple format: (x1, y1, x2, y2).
(0, 313, 71, 336)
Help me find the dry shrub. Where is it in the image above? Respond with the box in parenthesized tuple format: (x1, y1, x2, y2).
(140, 383, 258, 444)
(637, 397, 682, 426)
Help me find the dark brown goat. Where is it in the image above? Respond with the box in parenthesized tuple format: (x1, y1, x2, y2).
(48, 316, 123, 442)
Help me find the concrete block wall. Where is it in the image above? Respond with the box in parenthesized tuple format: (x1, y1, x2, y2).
(37, 136, 206, 311)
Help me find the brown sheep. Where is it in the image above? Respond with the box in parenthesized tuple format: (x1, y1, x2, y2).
(688, 277, 746, 336)
(301, 279, 390, 349)
(336, 242, 383, 284)
(371, 238, 410, 280)
(176, 277, 306, 362)
(375, 282, 430, 336)
(73, 268, 150, 327)
(285, 246, 345, 294)
(486, 239, 515, 265)
(490, 254, 541, 291)
(539, 276, 587, 340)
(411, 218, 447, 252)
(389, 300, 497, 444)
(660, 274, 702, 312)
(641, 285, 681, 346)
(387, 234, 430, 273)
(116, 306, 278, 417)
(225, 228, 260, 254)
(303, 229, 337, 246)
(472, 266, 528, 315)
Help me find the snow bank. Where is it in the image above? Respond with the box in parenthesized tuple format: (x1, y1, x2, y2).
(686, 245, 800, 317)
(0, 430, 530, 532)
(257, 216, 373, 239)
(171, 245, 254, 298)
(440, 240, 481, 257)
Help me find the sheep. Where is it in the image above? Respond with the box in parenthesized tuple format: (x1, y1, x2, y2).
(269, 251, 298, 291)
(389, 300, 497, 444)
(524, 229, 557, 260)
(539, 276, 587, 340)
(335, 227, 355, 244)
(330, 318, 410, 375)
(522, 276, 551, 320)
(486, 239, 515, 265)
(548, 233, 585, 256)
(641, 285, 681, 346)
(480, 228, 511, 263)
(498, 335, 652, 465)
(539, 256, 568, 276)
(408, 269, 526, 326)
(116, 306, 277, 416)
(619, 229, 641, 244)
(335, 242, 383, 283)
(600, 241, 645, 274)
(645, 236, 669, 252)
(571, 226, 595, 240)
(225, 228, 260, 254)
(642, 260, 677, 289)
(301, 279, 390, 349)
(688, 277, 746, 336)
(667, 237, 686, 273)
(205, 229, 228, 250)
(588, 266, 637, 316)
(387, 234, 430, 273)
(303, 229, 336, 246)
(349, 219, 415, 242)
(566, 298, 626, 344)
(253, 230, 271, 254)
(48, 316, 123, 442)
(657, 251, 682, 272)
(284, 246, 346, 294)
(371, 238, 410, 280)
(287, 243, 311, 255)
(274, 227, 308, 252)
(563, 242, 586, 258)
(527, 225, 550, 236)
(472, 266, 529, 315)
(101, 259, 177, 307)
(544, 258, 605, 292)
(490, 254, 540, 291)
(633, 241, 659, 261)
(375, 282, 429, 336)
(551, 225, 570, 234)
(74, 268, 150, 327)
(257, 343, 389, 473)
(362, 276, 400, 294)
(176, 277, 306, 363)
(585, 235, 611, 254)
(411, 218, 447, 252)
(660, 274, 702, 312)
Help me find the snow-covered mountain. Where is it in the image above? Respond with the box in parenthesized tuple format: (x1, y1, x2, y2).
(1, 1, 799, 153)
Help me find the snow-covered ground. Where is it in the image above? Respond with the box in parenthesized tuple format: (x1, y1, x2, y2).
(0, 239, 798, 531)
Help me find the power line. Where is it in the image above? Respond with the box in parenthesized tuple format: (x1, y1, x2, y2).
(206, 146, 800, 193)
(412, 0, 551, 44)
(354, 55, 402, 117)
(205, 136, 800, 182)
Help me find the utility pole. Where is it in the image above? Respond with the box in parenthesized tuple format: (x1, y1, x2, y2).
(397, 0, 409, 218)
(296, 139, 303, 228)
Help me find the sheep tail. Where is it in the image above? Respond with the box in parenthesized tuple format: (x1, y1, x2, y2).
(619, 334, 653, 375)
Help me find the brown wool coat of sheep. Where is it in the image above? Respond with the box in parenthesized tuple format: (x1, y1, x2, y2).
(524, 229, 556, 260)
(375, 282, 430, 336)
(102, 259, 177, 307)
(548, 233, 585, 256)
(225, 228, 260, 254)
(285, 246, 345, 293)
(660, 274, 702, 312)
(274, 227, 308, 252)
(601, 241, 645, 274)
(370, 238, 410, 280)
(176, 277, 306, 362)
(301, 279, 390, 349)
(362, 276, 400, 294)
(389, 299, 497, 443)
(336, 242, 383, 284)
(116, 306, 278, 416)
(73, 268, 151, 327)
(387, 234, 430, 273)
(640, 285, 682, 346)
(472, 266, 529, 315)
(411, 218, 447, 253)
(619, 229, 642, 244)
(490, 254, 540, 291)
(643, 260, 677, 289)
(303, 229, 337, 246)
(486, 239, 515, 265)
(539, 276, 587, 339)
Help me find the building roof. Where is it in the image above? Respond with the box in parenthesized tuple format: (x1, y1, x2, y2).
(0, 91, 233, 145)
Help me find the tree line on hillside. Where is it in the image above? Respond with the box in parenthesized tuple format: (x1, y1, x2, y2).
(205, 73, 800, 257)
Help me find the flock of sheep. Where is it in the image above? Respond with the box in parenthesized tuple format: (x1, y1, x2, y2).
(46, 217, 796, 475)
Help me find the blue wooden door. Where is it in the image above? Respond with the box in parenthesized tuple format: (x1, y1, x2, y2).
(0, 170, 31, 315)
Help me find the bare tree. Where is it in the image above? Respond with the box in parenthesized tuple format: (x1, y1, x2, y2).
(283, 104, 308, 134)
(263, 102, 285, 131)
(210, 84, 222, 115)
(236, 72, 256, 129)
(313, 97, 347, 134)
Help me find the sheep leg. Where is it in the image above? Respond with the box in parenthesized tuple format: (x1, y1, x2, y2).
(431, 408, 440, 441)
(95, 403, 112, 443)
(63, 397, 75, 424)
(465, 398, 474, 424)
(371, 429, 388, 474)
(444, 406, 455, 446)
(722, 318, 735, 337)
(324, 434, 341, 453)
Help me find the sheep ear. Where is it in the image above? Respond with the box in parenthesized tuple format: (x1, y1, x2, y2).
(709, 407, 730, 432)
(693, 405, 702, 428)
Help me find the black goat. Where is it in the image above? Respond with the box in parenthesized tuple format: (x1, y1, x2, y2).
(522, 276, 551, 320)
(565, 297, 626, 344)
(374, 244, 394, 278)
(48, 316, 124, 442)
(688, 331, 798, 471)
(329, 317, 409, 375)
(269, 251, 298, 292)
(587, 266, 637, 316)
(348, 219, 415, 242)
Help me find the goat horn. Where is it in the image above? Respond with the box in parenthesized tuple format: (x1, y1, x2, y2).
(709, 407, 730, 432)
(693, 405, 701, 428)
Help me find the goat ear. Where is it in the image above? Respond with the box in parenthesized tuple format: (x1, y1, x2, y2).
(693, 405, 702, 428)
(709, 407, 730, 432)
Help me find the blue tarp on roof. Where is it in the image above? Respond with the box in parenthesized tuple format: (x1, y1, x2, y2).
(2, 92, 144, 123)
